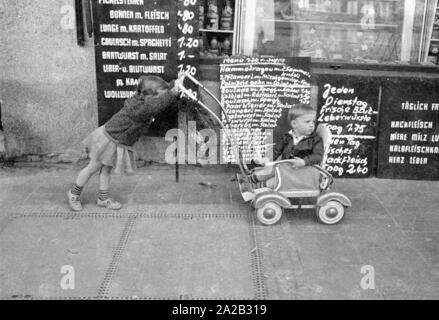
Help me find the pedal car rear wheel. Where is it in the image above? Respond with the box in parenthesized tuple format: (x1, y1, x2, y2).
(316, 200, 345, 225)
(256, 202, 283, 225)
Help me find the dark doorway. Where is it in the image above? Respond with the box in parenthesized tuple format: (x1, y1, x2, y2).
(0, 102, 3, 131)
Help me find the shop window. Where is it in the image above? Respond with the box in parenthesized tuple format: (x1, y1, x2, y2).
(199, 0, 237, 58)
(235, 0, 434, 65)
(423, 0, 439, 64)
(0, 102, 2, 131)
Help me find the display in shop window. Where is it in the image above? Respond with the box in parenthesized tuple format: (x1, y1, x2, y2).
(278, 0, 399, 23)
(199, 0, 235, 57)
(221, 37, 232, 55)
(220, 0, 233, 30)
(199, 4, 205, 29)
(244, 0, 421, 64)
(208, 36, 220, 55)
(206, 0, 219, 30)
(427, 1, 439, 65)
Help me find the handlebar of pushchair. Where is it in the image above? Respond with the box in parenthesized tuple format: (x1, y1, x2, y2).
(179, 84, 195, 99)
(177, 72, 252, 177)
(182, 72, 201, 86)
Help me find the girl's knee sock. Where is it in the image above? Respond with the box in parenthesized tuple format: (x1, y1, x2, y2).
(71, 184, 84, 196)
(98, 190, 110, 201)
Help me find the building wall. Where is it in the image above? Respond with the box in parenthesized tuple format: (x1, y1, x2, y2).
(0, 0, 190, 164)
(0, 0, 98, 162)
(4, 1, 437, 166)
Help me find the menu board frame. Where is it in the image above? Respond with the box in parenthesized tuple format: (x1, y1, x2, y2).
(316, 75, 380, 179)
(377, 78, 439, 180)
(91, 0, 199, 137)
(219, 56, 311, 163)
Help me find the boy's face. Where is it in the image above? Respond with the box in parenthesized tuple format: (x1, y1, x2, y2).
(291, 112, 316, 136)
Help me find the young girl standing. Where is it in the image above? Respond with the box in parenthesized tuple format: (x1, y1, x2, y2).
(67, 74, 184, 211)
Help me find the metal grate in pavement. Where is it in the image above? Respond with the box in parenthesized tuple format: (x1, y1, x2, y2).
(97, 215, 137, 298)
(248, 214, 267, 300)
(4, 205, 249, 220)
(1, 205, 266, 300)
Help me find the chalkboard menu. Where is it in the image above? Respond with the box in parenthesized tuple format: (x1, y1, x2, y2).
(377, 79, 439, 180)
(219, 56, 311, 163)
(317, 76, 379, 178)
(92, 0, 199, 134)
(176, 0, 199, 80)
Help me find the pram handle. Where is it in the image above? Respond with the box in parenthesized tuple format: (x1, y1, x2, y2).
(178, 84, 195, 99)
(264, 159, 296, 166)
(183, 72, 201, 86)
(178, 73, 253, 182)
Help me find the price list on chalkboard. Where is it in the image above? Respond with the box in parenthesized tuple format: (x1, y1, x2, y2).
(177, 0, 199, 78)
(219, 57, 311, 163)
(377, 79, 439, 180)
(317, 76, 379, 178)
(92, 0, 177, 125)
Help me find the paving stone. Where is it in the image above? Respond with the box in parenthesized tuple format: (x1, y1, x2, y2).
(263, 261, 384, 300)
(131, 192, 182, 204)
(404, 232, 439, 266)
(0, 192, 33, 209)
(181, 185, 231, 204)
(1, 165, 439, 300)
(108, 216, 255, 299)
(343, 218, 413, 249)
(134, 181, 186, 194)
(281, 209, 347, 234)
(0, 217, 126, 299)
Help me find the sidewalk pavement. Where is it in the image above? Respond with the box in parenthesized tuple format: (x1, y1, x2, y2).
(0, 162, 438, 300)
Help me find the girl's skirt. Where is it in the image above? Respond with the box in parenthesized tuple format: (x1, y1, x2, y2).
(82, 126, 136, 175)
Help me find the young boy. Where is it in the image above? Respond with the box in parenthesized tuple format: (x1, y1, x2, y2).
(250, 104, 323, 190)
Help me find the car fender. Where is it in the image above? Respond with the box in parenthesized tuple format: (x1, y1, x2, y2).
(317, 192, 351, 207)
(252, 191, 291, 209)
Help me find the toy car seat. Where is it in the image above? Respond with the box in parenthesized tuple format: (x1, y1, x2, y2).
(238, 123, 351, 226)
(254, 123, 333, 195)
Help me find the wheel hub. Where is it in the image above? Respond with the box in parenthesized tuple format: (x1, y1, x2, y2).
(264, 208, 276, 219)
(326, 207, 339, 219)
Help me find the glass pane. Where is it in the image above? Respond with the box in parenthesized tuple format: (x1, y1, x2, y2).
(238, 0, 427, 64)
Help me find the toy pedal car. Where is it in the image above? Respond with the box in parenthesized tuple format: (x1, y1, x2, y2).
(237, 124, 351, 225)
(178, 73, 351, 226)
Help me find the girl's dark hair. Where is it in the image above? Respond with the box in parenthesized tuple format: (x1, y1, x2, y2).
(287, 104, 316, 123)
(137, 76, 170, 96)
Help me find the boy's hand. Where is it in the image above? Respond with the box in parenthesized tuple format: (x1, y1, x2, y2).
(254, 157, 269, 166)
(292, 157, 306, 167)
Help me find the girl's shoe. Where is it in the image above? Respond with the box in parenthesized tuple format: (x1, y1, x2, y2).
(97, 198, 122, 210)
(67, 190, 83, 211)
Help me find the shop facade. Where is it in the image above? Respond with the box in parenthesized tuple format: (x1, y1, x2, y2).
(197, 0, 439, 180)
(1, 0, 438, 179)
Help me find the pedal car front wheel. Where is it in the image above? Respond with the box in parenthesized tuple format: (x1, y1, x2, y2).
(316, 200, 345, 225)
(256, 202, 283, 225)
